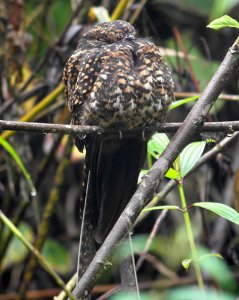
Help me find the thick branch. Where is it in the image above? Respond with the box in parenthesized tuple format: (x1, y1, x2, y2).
(71, 39, 239, 298)
(0, 120, 239, 135)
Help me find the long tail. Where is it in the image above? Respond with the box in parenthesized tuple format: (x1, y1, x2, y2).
(77, 136, 146, 279)
(86, 136, 147, 245)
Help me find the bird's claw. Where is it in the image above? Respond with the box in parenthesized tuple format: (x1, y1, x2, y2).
(118, 129, 123, 139)
(142, 127, 146, 141)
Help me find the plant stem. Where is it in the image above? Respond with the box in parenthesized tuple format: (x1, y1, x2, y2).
(178, 183, 205, 298)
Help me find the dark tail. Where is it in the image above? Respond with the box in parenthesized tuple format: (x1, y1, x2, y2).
(77, 136, 146, 279)
(85, 136, 147, 245)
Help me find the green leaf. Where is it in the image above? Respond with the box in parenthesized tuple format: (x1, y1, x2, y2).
(193, 202, 239, 225)
(182, 258, 192, 270)
(182, 253, 222, 270)
(197, 247, 237, 291)
(166, 286, 236, 300)
(207, 15, 239, 30)
(210, 1, 239, 20)
(179, 141, 206, 178)
(170, 96, 198, 110)
(0, 137, 36, 196)
(143, 205, 179, 212)
(42, 239, 71, 274)
(1, 222, 33, 270)
(199, 253, 223, 261)
(165, 168, 180, 180)
(110, 292, 150, 300)
(147, 133, 170, 158)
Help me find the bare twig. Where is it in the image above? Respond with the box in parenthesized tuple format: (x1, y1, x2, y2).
(70, 37, 239, 299)
(0, 120, 239, 136)
(136, 210, 168, 271)
(175, 91, 239, 102)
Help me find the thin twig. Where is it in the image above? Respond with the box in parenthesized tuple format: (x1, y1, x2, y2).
(175, 91, 239, 101)
(0, 120, 239, 136)
(173, 27, 201, 92)
(136, 209, 168, 271)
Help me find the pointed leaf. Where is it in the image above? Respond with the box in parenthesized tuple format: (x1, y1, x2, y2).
(170, 96, 198, 110)
(199, 253, 223, 261)
(0, 137, 36, 196)
(179, 141, 206, 177)
(207, 15, 239, 30)
(193, 202, 239, 225)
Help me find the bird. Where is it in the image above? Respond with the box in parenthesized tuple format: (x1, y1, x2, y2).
(63, 20, 174, 249)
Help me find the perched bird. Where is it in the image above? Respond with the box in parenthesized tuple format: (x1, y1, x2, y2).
(63, 21, 174, 248)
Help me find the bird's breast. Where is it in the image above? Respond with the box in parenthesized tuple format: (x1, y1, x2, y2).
(82, 74, 170, 129)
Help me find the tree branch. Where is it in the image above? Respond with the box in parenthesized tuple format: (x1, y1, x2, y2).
(70, 39, 239, 298)
(0, 120, 239, 136)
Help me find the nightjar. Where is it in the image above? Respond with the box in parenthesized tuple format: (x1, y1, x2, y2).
(63, 20, 174, 245)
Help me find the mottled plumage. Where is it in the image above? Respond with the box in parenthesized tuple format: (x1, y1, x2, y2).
(63, 21, 174, 247)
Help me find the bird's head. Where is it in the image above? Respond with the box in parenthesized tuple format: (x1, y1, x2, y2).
(83, 20, 136, 43)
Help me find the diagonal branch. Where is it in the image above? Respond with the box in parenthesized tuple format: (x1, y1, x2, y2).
(70, 39, 239, 298)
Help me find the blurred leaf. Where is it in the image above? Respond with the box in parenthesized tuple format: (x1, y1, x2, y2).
(50, 0, 71, 35)
(210, 0, 239, 20)
(193, 202, 239, 225)
(179, 141, 206, 177)
(110, 292, 150, 300)
(42, 239, 71, 274)
(166, 286, 236, 300)
(182, 253, 222, 270)
(147, 133, 170, 158)
(170, 96, 198, 110)
(143, 205, 179, 212)
(207, 15, 239, 30)
(200, 252, 223, 260)
(0, 137, 36, 195)
(2, 223, 33, 270)
(91, 6, 111, 22)
(198, 249, 237, 291)
(166, 33, 220, 90)
(114, 229, 190, 271)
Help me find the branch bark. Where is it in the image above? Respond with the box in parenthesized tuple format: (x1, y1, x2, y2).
(70, 39, 239, 298)
(1, 120, 239, 135)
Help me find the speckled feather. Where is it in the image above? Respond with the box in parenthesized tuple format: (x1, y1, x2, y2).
(63, 21, 174, 130)
(63, 21, 174, 247)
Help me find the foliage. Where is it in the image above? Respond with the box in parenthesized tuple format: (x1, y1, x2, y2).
(1, 0, 239, 299)
(207, 15, 239, 30)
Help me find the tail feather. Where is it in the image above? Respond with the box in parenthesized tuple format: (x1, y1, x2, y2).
(85, 137, 147, 244)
